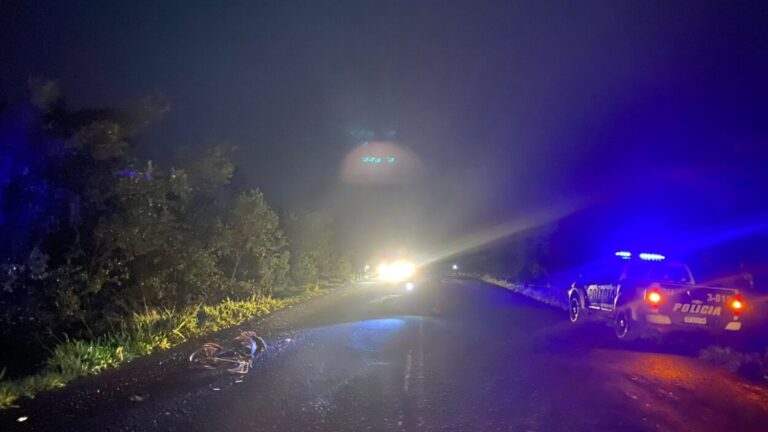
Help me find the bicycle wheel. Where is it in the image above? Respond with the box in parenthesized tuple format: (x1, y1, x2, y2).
(189, 342, 224, 369)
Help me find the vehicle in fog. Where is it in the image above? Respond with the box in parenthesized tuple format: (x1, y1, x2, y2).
(568, 252, 745, 340)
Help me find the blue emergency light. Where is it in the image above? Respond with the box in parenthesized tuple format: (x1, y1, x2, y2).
(638, 253, 666, 261)
(615, 251, 666, 261)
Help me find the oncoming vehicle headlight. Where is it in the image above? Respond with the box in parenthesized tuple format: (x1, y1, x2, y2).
(377, 260, 416, 282)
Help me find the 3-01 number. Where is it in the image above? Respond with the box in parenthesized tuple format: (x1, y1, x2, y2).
(706, 293, 732, 303)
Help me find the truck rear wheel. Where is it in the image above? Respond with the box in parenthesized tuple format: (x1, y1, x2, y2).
(614, 310, 637, 341)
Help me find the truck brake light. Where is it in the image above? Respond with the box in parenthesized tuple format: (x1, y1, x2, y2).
(645, 286, 662, 306)
(731, 296, 743, 315)
(647, 291, 662, 304)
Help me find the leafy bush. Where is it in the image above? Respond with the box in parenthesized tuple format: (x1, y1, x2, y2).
(291, 252, 319, 288)
(0, 371, 68, 408)
(14, 373, 69, 397)
(48, 339, 124, 377)
(0, 383, 17, 408)
(332, 256, 354, 283)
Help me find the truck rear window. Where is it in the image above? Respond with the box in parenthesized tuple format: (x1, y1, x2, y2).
(623, 263, 691, 284)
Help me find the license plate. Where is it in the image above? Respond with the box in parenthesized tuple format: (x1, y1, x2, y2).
(684, 316, 707, 325)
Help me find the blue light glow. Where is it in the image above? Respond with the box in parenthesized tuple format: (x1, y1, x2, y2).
(346, 318, 407, 353)
(639, 252, 666, 261)
(356, 318, 406, 330)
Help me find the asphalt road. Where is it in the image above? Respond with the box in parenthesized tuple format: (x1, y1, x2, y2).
(3, 279, 768, 431)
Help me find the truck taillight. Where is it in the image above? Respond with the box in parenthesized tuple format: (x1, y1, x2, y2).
(646, 288, 662, 305)
(731, 296, 743, 315)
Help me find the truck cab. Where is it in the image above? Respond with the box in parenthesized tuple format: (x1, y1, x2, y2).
(568, 252, 745, 340)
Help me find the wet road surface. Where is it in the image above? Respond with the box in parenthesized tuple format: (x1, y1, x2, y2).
(3, 280, 768, 431)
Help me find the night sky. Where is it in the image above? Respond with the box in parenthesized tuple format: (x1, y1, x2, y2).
(3, 0, 768, 260)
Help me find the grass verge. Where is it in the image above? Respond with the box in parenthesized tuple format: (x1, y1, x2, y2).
(699, 345, 768, 383)
(480, 274, 568, 310)
(0, 289, 326, 409)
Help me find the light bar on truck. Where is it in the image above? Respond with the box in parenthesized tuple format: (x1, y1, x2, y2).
(615, 251, 632, 259)
(638, 253, 666, 261)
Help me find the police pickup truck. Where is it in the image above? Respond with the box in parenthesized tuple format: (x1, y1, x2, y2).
(568, 252, 745, 340)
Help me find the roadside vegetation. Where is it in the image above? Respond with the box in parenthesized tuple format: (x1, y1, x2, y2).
(0, 291, 324, 408)
(699, 345, 768, 383)
(0, 81, 353, 408)
(480, 275, 568, 310)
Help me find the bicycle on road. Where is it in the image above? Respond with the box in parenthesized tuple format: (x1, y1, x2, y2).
(188, 331, 266, 374)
